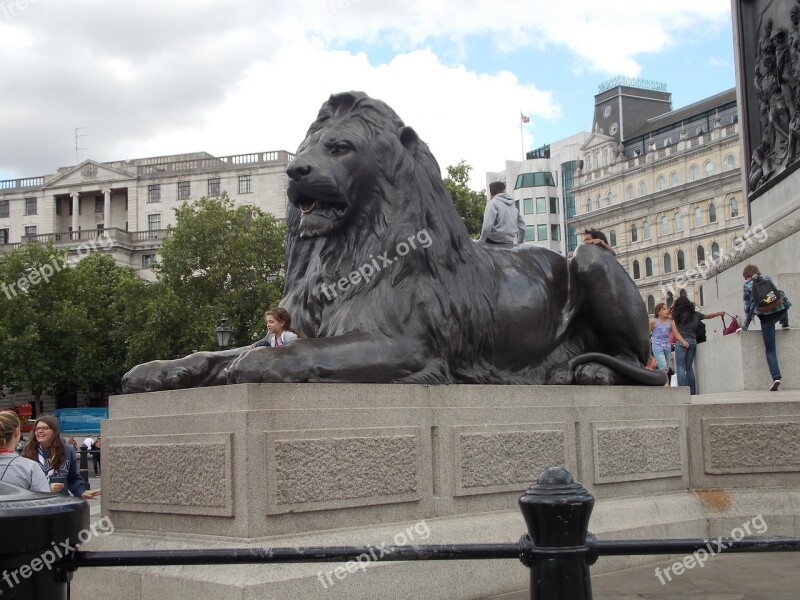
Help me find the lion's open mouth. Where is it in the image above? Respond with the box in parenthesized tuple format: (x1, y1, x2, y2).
(292, 192, 348, 219)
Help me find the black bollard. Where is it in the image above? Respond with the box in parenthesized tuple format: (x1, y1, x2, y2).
(78, 449, 90, 490)
(518, 467, 595, 600)
(0, 481, 88, 599)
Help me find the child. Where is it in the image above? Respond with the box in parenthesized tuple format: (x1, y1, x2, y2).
(254, 307, 301, 347)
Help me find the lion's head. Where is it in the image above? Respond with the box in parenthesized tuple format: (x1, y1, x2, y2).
(282, 92, 486, 347)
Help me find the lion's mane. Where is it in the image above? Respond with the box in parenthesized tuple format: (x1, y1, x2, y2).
(282, 92, 497, 383)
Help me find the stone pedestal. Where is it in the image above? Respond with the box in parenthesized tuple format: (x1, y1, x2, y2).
(69, 384, 800, 599)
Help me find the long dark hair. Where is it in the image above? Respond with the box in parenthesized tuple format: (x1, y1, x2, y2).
(22, 415, 65, 473)
(265, 307, 303, 338)
(669, 296, 695, 326)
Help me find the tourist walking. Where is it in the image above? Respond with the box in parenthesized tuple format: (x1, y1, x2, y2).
(649, 303, 680, 386)
(0, 411, 51, 492)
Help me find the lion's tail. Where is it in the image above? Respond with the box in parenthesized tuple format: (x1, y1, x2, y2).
(567, 353, 669, 386)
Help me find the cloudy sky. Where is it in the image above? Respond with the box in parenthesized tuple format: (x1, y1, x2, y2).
(0, 0, 735, 187)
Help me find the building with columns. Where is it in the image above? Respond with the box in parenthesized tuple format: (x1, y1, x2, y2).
(566, 81, 746, 313)
(0, 150, 294, 280)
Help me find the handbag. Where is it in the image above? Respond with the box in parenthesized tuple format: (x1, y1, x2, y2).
(721, 314, 740, 335)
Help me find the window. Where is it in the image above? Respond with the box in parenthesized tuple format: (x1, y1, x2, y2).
(626, 185, 634, 200)
(585, 198, 591, 213)
(690, 165, 700, 181)
(536, 197, 546, 214)
(96, 224, 104, 233)
(524, 198, 534, 214)
(704, 160, 714, 177)
(725, 153, 736, 170)
(207, 177, 221, 197)
(695, 126, 703, 136)
(694, 207, 703, 227)
(0, 200, 8, 218)
(24, 197, 37, 215)
(663, 253, 672, 273)
(550, 224, 560, 241)
(639, 181, 647, 196)
(656, 175, 666, 191)
(525, 225, 535, 242)
(148, 213, 161, 230)
(642, 220, 650, 240)
(95, 197, 104, 213)
(549, 197, 558, 214)
(142, 254, 157, 268)
(0, 229, 8, 244)
(670, 171, 679, 187)
(594, 195, 601, 211)
(730, 197, 739, 217)
(645, 257, 653, 277)
(697, 245, 705, 265)
(630, 223, 638, 242)
(609, 229, 617, 247)
(55, 198, 62, 215)
(25, 225, 37, 236)
(666, 291, 674, 308)
(238, 175, 252, 194)
(178, 181, 191, 200)
(711, 242, 720, 260)
(661, 216, 669, 235)
(147, 184, 161, 203)
(699, 284, 705, 307)
(514, 172, 555, 189)
(605, 192, 612, 207)
(674, 212, 682, 232)
(633, 260, 641, 279)
(708, 203, 717, 223)
(647, 295, 656, 314)
(515, 200, 520, 212)
(537, 224, 548, 241)
(677, 249, 685, 271)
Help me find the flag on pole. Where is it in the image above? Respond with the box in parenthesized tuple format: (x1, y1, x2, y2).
(520, 113, 530, 124)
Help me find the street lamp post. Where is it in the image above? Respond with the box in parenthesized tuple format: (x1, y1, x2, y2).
(215, 317, 232, 349)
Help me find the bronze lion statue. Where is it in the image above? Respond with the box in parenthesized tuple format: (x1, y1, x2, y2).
(122, 91, 665, 392)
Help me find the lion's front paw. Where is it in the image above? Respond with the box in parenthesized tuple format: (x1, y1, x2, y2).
(122, 355, 211, 393)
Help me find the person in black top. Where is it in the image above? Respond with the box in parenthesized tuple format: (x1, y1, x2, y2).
(669, 296, 723, 395)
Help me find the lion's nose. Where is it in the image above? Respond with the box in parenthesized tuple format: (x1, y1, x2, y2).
(287, 161, 312, 181)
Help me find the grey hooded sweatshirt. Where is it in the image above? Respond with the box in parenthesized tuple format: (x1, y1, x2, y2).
(477, 192, 525, 244)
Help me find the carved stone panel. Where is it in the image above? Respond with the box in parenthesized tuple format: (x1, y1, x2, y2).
(452, 423, 572, 497)
(703, 416, 800, 474)
(592, 419, 684, 484)
(266, 427, 421, 514)
(105, 432, 233, 516)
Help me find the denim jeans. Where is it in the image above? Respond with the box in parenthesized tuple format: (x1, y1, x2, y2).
(759, 309, 787, 381)
(652, 348, 671, 372)
(674, 338, 697, 395)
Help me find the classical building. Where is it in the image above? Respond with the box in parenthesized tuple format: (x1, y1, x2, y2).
(486, 131, 590, 254)
(567, 80, 746, 313)
(0, 150, 294, 280)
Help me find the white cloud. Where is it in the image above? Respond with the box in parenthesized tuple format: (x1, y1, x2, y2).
(0, 0, 732, 186)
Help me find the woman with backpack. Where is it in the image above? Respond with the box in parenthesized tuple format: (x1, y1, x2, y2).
(670, 297, 725, 395)
(740, 264, 791, 391)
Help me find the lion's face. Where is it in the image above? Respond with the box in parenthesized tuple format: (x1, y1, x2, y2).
(286, 118, 388, 239)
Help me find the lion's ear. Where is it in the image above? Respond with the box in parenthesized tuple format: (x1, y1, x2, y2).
(400, 126, 419, 155)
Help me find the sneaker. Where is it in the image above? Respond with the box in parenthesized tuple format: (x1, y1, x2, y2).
(770, 379, 781, 391)
(781, 323, 790, 329)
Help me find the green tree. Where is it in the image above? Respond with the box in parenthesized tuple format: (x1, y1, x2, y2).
(0, 243, 80, 414)
(145, 193, 285, 354)
(443, 161, 487, 237)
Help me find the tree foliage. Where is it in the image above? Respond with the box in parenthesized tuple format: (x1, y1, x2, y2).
(443, 161, 487, 237)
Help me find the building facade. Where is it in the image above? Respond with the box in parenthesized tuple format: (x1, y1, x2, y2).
(486, 131, 590, 254)
(567, 82, 746, 313)
(0, 150, 294, 280)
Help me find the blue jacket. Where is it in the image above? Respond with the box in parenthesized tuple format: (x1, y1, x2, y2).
(38, 443, 86, 497)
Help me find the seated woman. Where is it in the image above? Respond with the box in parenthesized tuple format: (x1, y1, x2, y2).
(0, 410, 51, 493)
(254, 307, 301, 348)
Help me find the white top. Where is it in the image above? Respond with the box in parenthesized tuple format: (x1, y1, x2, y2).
(82, 437, 95, 449)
